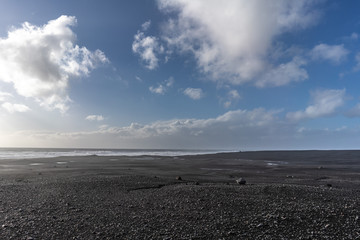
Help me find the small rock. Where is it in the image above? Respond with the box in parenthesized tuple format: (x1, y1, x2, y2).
(326, 183, 332, 188)
(176, 176, 182, 181)
(236, 178, 246, 185)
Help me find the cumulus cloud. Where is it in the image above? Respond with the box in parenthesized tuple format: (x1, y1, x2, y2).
(183, 88, 204, 100)
(0, 92, 13, 102)
(149, 85, 166, 95)
(0, 15, 108, 113)
(132, 21, 163, 70)
(256, 57, 308, 87)
(149, 77, 174, 94)
(224, 89, 241, 108)
(85, 115, 104, 121)
(2, 102, 30, 113)
(157, 0, 321, 86)
(311, 44, 349, 64)
(287, 89, 346, 121)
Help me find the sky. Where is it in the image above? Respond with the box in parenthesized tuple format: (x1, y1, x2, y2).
(1, 0, 360, 150)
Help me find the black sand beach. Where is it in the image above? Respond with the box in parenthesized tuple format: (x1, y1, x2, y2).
(0, 151, 360, 239)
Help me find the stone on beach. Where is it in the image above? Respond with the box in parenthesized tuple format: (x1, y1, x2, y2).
(236, 178, 246, 185)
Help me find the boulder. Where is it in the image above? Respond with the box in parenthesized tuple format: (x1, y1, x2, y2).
(236, 178, 246, 185)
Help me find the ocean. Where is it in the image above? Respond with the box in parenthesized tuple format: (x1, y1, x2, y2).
(0, 148, 227, 160)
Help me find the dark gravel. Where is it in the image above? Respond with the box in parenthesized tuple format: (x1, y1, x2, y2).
(1, 174, 359, 239)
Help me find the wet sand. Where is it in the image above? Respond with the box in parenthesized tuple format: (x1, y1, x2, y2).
(0, 151, 359, 239)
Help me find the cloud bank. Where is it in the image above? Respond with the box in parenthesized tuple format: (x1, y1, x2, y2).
(0, 15, 108, 112)
(4, 97, 355, 149)
(8, 108, 288, 149)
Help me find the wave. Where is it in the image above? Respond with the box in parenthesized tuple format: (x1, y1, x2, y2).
(0, 148, 229, 160)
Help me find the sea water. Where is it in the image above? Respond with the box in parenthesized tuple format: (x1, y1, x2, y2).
(0, 148, 226, 160)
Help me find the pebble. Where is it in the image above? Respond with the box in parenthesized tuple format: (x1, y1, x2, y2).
(0, 174, 359, 239)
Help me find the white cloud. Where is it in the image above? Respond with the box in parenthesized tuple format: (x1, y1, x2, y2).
(228, 90, 241, 100)
(132, 21, 163, 70)
(223, 89, 241, 108)
(149, 77, 174, 95)
(2, 102, 30, 113)
(183, 88, 204, 100)
(157, 0, 320, 86)
(287, 89, 346, 121)
(141, 20, 151, 31)
(353, 52, 360, 71)
(256, 57, 308, 87)
(135, 76, 143, 82)
(85, 115, 104, 121)
(149, 85, 166, 95)
(0, 92, 13, 102)
(311, 44, 349, 64)
(0, 15, 108, 113)
(165, 77, 174, 87)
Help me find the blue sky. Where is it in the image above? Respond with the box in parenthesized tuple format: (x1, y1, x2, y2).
(1, 0, 360, 150)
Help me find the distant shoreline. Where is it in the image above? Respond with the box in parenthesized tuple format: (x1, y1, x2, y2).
(2, 147, 360, 160)
(0, 148, 231, 160)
